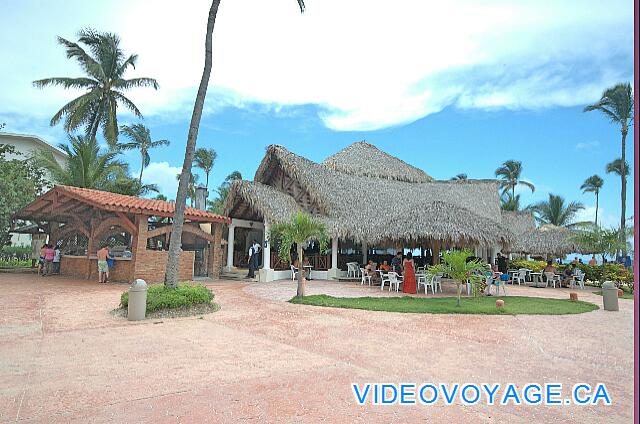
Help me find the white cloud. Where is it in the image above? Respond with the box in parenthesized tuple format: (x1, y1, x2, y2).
(0, 0, 633, 132)
(576, 141, 600, 150)
(139, 162, 181, 199)
(575, 206, 619, 228)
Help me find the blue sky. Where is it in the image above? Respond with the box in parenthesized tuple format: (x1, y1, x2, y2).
(0, 0, 634, 228)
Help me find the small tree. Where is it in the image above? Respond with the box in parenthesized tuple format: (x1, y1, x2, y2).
(428, 249, 486, 307)
(269, 212, 328, 297)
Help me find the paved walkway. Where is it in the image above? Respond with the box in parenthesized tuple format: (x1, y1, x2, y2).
(0, 273, 634, 423)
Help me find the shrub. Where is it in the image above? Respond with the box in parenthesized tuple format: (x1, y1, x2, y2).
(120, 283, 214, 313)
(510, 259, 546, 272)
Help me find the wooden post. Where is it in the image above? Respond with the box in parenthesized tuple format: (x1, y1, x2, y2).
(433, 240, 441, 265)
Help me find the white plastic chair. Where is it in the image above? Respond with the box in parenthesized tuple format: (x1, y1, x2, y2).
(513, 269, 527, 285)
(347, 262, 360, 278)
(572, 270, 585, 289)
(432, 274, 442, 293)
(417, 273, 434, 294)
(544, 272, 560, 288)
(291, 265, 299, 281)
(360, 268, 372, 286)
(387, 272, 402, 292)
(493, 275, 507, 296)
(379, 271, 391, 291)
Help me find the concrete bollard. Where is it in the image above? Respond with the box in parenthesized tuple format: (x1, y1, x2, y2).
(617, 289, 624, 298)
(496, 299, 504, 309)
(569, 292, 578, 301)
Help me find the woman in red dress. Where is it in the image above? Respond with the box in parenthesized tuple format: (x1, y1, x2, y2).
(402, 252, 417, 294)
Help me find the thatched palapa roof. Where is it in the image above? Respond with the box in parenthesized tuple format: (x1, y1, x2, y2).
(225, 143, 513, 247)
(515, 224, 580, 256)
(322, 141, 434, 183)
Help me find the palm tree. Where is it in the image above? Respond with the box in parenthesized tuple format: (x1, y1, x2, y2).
(269, 212, 328, 297)
(450, 173, 467, 180)
(580, 175, 604, 226)
(193, 147, 217, 189)
(606, 158, 630, 178)
(500, 192, 521, 211)
(572, 224, 628, 269)
(118, 124, 170, 183)
(208, 170, 242, 213)
(584, 82, 634, 255)
(494, 160, 535, 198)
(33, 29, 158, 145)
(529, 194, 585, 227)
(428, 250, 486, 307)
(35, 134, 127, 190)
(175, 172, 200, 207)
(107, 175, 159, 197)
(165, 0, 306, 287)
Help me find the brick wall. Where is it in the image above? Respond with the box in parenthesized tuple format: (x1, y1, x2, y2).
(134, 249, 194, 284)
(60, 256, 134, 283)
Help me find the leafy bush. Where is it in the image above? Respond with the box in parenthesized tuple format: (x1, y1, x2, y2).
(120, 283, 214, 313)
(1, 246, 31, 257)
(510, 259, 546, 272)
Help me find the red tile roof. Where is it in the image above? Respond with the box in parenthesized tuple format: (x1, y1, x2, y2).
(54, 185, 230, 223)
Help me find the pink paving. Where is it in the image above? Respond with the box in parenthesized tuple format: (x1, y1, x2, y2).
(0, 272, 634, 423)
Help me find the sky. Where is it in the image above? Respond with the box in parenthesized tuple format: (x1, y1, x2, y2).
(0, 0, 635, 229)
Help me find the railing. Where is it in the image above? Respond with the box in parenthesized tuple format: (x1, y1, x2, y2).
(305, 254, 330, 270)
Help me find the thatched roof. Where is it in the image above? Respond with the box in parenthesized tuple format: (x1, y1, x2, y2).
(515, 224, 580, 256)
(227, 143, 513, 247)
(501, 210, 537, 252)
(322, 141, 434, 183)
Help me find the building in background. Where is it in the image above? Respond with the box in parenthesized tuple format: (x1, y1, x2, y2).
(0, 132, 68, 247)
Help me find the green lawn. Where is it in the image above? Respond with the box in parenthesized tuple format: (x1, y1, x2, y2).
(592, 290, 634, 300)
(290, 295, 599, 315)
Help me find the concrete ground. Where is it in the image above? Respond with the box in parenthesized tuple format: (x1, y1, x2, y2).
(0, 273, 634, 423)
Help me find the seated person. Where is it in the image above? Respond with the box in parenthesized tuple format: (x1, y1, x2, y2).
(490, 264, 502, 280)
(364, 260, 380, 284)
(562, 264, 576, 286)
(542, 260, 557, 274)
(379, 260, 391, 272)
(391, 252, 403, 275)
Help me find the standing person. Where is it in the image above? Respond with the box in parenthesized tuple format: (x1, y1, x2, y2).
(588, 255, 597, 266)
(43, 244, 55, 276)
(402, 252, 417, 294)
(496, 253, 508, 274)
(52, 244, 61, 275)
(37, 244, 47, 276)
(96, 244, 111, 283)
(391, 251, 403, 275)
(246, 240, 258, 278)
(31, 234, 46, 268)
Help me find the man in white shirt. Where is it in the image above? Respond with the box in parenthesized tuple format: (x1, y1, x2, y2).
(246, 240, 260, 278)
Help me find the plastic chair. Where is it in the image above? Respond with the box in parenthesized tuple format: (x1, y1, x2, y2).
(360, 268, 372, 286)
(291, 265, 299, 281)
(544, 272, 560, 288)
(387, 272, 402, 292)
(432, 274, 442, 293)
(379, 271, 391, 291)
(418, 273, 434, 294)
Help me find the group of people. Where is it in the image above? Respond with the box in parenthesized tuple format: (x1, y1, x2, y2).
(37, 243, 61, 276)
(362, 251, 418, 294)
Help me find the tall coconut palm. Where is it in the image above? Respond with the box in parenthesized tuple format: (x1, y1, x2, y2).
(35, 134, 127, 190)
(193, 147, 217, 189)
(580, 175, 604, 226)
(495, 160, 535, 198)
(605, 158, 630, 179)
(33, 29, 158, 146)
(450, 173, 467, 180)
(270, 212, 328, 297)
(118, 123, 170, 183)
(165, 0, 306, 287)
(529, 194, 585, 228)
(584, 82, 634, 254)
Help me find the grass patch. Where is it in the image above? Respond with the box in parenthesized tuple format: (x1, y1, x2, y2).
(120, 283, 215, 313)
(592, 290, 634, 300)
(290, 295, 599, 315)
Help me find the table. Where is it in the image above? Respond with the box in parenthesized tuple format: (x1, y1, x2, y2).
(530, 272, 542, 286)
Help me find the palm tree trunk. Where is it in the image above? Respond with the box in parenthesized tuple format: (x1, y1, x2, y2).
(139, 155, 144, 184)
(620, 128, 627, 256)
(595, 192, 599, 227)
(456, 282, 461, 307)
(205, 172, 210, 190)
(296, 244, 305, 297)
(165, 0, 220, 288)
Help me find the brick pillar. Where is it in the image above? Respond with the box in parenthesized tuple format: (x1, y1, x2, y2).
(132, 216, 149, 279)
(211, 223, 223, 279)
